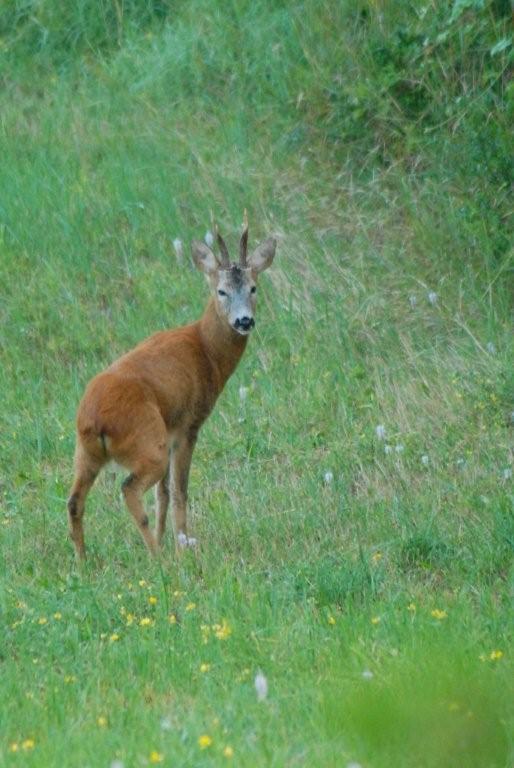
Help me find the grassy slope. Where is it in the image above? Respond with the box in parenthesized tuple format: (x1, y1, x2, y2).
(0, 1, 512, 766)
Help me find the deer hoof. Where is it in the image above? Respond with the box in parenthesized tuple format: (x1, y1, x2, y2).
(177, 532, 197, 548)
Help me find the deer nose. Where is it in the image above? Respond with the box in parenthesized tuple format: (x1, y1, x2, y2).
(235, 316, 255, 331)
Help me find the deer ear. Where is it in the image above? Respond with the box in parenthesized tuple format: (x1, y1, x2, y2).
(248, 237, 276, 273)
(191, 241, 219, 275)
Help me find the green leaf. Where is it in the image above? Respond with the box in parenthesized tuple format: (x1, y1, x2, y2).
(490, 37, 512, 57)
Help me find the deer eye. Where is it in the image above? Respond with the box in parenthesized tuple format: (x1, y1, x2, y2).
(218, 290, 227, 297)
(250, 286, 257, 294)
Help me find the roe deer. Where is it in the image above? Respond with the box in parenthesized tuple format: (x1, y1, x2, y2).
(67, 216, 277, 559)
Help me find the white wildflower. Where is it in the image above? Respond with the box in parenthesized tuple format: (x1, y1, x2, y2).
(456, 457, 466, 468)
(324, 471, 334, 485)
(254, 671, 268, 702)
(421, 454, 429, 466)
(160, 716, 172, 731)
(503, 468, 512, 480)
(384, 444, 392, 455)
(375, 424, 386, 440)
(176, 532, 197, 548)
(361, 669, 373, 680)
(409, 295, 417, 308)
(172, 238, 183, 263)
(347, 763, 363, 768)
(204, 230, 214, 247)
(428, 291, 438, 305)
(395, 444, 405, 454)
(486, 341, 496, 355)
(239, 385, 249, 402)
(111, 762, 125, 768)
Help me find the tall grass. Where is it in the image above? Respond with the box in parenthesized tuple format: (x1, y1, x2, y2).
(0, 1, 512, 766)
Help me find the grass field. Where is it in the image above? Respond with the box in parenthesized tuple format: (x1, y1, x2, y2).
(0, 1, 513, 766)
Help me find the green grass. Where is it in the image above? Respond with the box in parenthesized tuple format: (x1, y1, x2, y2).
(0, 0, 513, 766)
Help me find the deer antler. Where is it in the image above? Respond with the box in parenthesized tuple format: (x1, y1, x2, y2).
(215, 224, 231, 268)
(239, 209, 249, 266)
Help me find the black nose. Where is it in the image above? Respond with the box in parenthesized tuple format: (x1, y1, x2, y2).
(236, 316, 255, 331)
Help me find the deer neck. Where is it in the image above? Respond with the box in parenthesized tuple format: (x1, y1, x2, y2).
(199, 298, 248, 387)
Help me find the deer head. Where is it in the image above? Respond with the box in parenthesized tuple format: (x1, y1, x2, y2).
(191, 213, 276, 336)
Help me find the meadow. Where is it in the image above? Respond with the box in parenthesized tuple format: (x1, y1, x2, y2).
(0, 1, 512, 766)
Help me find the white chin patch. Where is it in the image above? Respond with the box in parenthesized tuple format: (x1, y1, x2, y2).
(233, 326, 251, 336)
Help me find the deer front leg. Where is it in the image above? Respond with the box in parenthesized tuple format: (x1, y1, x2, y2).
(155, 460, 170, 547)
(171, 430, 198, 550)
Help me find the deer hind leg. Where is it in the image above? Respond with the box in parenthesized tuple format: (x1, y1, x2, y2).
(67, 447, 102, 561)
(114, 404, 170, 555)
(122, 461, 169, 556)
(155, 460, 170, 547)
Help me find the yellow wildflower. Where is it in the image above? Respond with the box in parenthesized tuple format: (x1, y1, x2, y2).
(223, 745, 234, 758)
(431, 609, 447, 620)
(149, 750, 164, 763)
(490, 650, 503, 661)
(407, 603, 416, 613)
(126, 613, 135, 626)
(198, 734, 212, 749)
(109, 633, 120, 643)
(372, 551, 382, 562)
(214, 620, 232, 640)
(8, 743, 19, 753)
(97, 716, 108, 728)
(22, 739, 35, 751)
(327, 615, 336, 625)
(200, 663, 211, 673)
(64, 675, 76, 684)
(149, 596, 158, 605)
(38, 617, 47, 625)
(371, 616, 381, 625)
(53, 612, 62, 620)
(185, 602, 196, 612)
(139, 617, 153, 627)
(168, 614, 177, 624)
(139, 579, 147, 587)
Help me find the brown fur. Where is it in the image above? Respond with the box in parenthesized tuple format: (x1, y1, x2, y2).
(67, 226, 276, 559)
